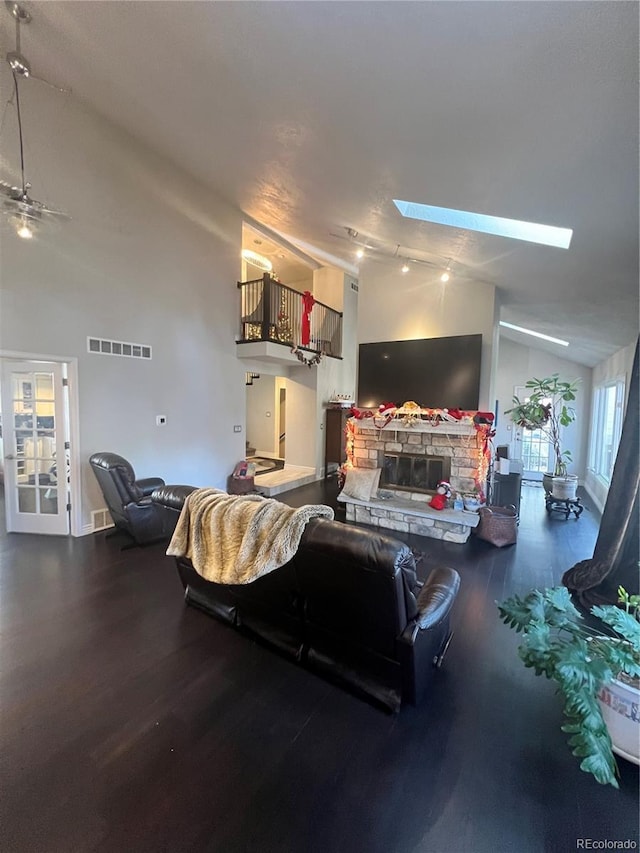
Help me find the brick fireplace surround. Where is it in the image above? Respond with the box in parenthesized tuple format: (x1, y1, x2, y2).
(338, 419, 485, 543)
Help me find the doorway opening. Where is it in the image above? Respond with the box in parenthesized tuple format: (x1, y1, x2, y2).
(245, 374, 286, 472)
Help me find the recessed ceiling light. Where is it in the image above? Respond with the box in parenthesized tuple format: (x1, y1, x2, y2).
(393, 199, 573, 249)
(440, 271, 449, 282)
(499, 320, 569, 346)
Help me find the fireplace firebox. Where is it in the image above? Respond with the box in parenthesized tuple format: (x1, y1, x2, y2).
(380, 452, 451, 495)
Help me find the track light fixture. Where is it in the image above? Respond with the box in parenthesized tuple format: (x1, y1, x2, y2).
(440, 260, 452, 282)
(401, 261, 410, 274)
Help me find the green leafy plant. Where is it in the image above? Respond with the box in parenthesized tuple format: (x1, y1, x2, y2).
(504, 374, 580, 476)
(497, 585, 640, 787)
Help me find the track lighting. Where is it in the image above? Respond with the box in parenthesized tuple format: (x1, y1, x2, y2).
(355, 247, 364, 259)
(401, 261, 410, 274)
(440, 271, 449, 282)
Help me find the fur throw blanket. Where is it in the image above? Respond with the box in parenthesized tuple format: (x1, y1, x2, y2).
(166, 487, 334, 584)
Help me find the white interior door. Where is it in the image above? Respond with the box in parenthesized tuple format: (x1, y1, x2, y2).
(510, 385, 554, 480)
(1, 361, 69, 534)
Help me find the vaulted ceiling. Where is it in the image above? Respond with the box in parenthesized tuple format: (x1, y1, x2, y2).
(2, 1, 638, 366)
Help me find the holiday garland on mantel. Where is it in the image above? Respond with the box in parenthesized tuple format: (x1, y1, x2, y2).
(342, 401, 496, 497)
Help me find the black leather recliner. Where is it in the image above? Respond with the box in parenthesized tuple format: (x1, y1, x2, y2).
(89, 452, 166, 545)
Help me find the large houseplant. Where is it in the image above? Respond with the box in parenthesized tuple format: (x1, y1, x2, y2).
(497, 585, 640, 787)
(505, 374, 580, 497)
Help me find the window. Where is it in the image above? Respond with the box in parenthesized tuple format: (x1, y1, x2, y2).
(589, 379, 625, 483)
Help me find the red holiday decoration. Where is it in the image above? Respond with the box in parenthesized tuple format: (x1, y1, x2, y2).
(429, 480, 451, 511)
(301, 291, 315, 346)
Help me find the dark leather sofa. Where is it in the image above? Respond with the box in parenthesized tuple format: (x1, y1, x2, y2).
(153, 485, 461, 712)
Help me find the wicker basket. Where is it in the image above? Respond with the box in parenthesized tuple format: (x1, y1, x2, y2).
(227, 474, 256, 495)
(475, 504, 518, 547)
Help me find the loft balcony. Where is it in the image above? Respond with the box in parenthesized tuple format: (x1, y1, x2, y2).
(236, 274, 343, 367)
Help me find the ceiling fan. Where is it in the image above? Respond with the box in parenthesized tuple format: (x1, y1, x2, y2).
(1, 1, 71, 240)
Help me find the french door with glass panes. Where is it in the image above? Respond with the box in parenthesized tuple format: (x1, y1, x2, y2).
(1, 360, 69, 534)
(511, 385, 554, 480)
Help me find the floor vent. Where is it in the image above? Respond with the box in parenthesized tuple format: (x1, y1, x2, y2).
(87, 337, 152, 359)
(91, 508, 113, 532)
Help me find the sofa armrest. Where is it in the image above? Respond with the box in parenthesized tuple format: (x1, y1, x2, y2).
(397, 566, 460, 705)
(416, 567, 461, 629)
(136, 477, 165, 496)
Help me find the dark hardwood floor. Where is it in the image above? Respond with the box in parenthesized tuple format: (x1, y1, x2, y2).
(1, 481, 638, 852)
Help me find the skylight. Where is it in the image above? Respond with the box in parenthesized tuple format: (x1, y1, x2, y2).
(499, 321, 569, 347)
(393, 199, 573, 249)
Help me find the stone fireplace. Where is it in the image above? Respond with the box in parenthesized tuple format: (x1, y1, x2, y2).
(338, 419, 486, 543)
(352, 422, 479, 496)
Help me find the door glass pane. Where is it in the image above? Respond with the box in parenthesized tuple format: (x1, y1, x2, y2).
(14, 413, 33, 430)
(33, 458, 56, 483)
(39, 488, 58, 514)
(18, 487, 37, 513)
(15, 431, 32, 456)
(521, 428, 550, 473)
(34, 373, 54, 399)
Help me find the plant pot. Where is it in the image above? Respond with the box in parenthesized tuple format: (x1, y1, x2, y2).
(551, 474, 578, 501)
(542, 473, 554, 495)
(597, 676, 640, 765)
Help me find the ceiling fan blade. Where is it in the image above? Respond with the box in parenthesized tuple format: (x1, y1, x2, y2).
(28, 71, 72, 95)
(0, 180, 24, 200)
(38, 203, 71, 219)
(3, 194, 70, 221)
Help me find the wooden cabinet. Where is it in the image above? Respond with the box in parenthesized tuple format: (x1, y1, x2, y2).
(324, 408, 350, 476)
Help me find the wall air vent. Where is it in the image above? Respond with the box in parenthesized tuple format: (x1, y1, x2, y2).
(87, 337, 152, 359)
(350, 280, 359, 293)
(91, 508, 113, 532)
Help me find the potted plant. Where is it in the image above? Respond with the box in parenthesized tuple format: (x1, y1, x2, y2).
(504, 374, 580, 499)
(497, 585, 640, 787)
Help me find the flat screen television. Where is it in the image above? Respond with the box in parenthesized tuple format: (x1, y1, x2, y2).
(357, 334, 482, 410)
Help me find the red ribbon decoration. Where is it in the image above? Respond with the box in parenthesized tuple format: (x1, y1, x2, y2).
(301, 291, 315, 346)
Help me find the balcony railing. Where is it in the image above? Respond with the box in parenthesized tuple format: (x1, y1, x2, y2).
(237, 273, 343, 358)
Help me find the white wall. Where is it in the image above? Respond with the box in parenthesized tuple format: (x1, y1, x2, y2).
(0, 74, 246, 531)
(494, 337, 593, 479)
(584, 339, 637, 511)
(313, 268, 358, 473)
(282, 369, 317, 468)
(357, 263, 497, 410)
